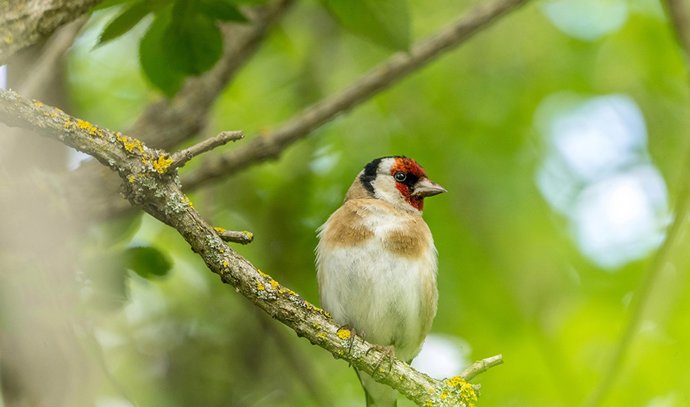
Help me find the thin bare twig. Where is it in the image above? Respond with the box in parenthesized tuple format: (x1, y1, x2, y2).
(218, 229, 254, 245)
(183, 0, 531, 190)
(170, 131, 243, 170)
(584, 2, 690, 406)
(461, 354, 504, 381)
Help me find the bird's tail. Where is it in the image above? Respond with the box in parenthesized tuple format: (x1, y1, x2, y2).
(355, 368, 398, 407)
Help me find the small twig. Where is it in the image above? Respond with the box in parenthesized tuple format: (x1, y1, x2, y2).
(170, 131, 243, 170)
(216, 228, 254, 244)
(461, 354, 503, 381)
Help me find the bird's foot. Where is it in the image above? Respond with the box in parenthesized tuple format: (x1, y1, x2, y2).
(365, 344, 396, 375)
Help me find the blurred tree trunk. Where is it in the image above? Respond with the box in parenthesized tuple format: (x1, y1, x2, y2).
(0, 20, 102, 407)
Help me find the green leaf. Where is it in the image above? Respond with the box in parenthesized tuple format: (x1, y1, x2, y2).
(199, 0, 248, 22)
(162, 10, 224, 75)
(97, 0, 151, 46)
(139, 8, 185, 96)
(125, 246, 173, 278)
(321, 0, 411, 51)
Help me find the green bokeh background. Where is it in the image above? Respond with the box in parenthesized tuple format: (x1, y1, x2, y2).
(57, 0, 690, 405)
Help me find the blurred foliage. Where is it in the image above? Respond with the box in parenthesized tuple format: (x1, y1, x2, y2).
(58, 0, 690, 406)
(96, 0, 258, 95)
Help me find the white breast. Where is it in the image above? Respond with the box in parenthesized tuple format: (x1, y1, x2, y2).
(316, 201, 438, 362)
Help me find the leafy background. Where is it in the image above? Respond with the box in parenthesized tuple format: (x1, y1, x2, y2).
(7, 0, 690, 406)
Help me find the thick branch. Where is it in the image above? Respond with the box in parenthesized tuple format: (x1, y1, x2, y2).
(183, 0, 530, 190)
(66, 0, 293, 220)
(0, 0, 99, 64)
(0, 88, 503, 407)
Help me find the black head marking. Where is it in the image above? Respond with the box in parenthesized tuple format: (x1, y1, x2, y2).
(359, 157, 383, 195)
(358, 156, 408, 196)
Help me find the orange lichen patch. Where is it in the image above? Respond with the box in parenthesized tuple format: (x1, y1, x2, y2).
(116, 133, 144, 154)
(256, 281, 266, 291)
(214, 226, 226, 233)
(336, 327, 352, 340)
(152, 154, 173, 174)
(269, 279, 279, 290)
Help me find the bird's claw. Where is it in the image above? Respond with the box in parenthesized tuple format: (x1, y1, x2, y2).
(366, 344, 396, 375)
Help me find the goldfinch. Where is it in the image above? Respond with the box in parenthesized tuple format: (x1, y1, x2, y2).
(316, 156, 446, 407)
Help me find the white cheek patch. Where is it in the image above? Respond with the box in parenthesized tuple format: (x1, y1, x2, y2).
(372, 158, 411, 209)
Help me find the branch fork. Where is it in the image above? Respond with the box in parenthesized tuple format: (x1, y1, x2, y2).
(0, 89, 503, 406)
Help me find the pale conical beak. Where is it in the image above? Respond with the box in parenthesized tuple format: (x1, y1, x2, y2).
(412, 178, 447, 198)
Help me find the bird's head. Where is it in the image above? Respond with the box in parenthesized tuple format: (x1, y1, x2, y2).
(352, 156, 446, 212)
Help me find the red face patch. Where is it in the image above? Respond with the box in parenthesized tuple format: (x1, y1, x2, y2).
(390, 157, 428, 211)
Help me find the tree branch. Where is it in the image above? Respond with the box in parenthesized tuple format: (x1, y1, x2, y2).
(0, 88, 503, 407)
(584, 2, 690, 405)
(169, 130, 243, 170)
(0, 0, 100, 64)
(66, 0, 294, 220)
(182, 0, 531, 190)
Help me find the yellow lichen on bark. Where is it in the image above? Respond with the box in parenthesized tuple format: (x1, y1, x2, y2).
(75, 119, 103, 137)
(116, 133, 144, 154)
(152, 154, 173, 174)
(336, 328, 351, 340)
(444, 376, 477, 407)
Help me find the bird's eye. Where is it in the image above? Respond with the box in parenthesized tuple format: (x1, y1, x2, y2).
(394, 171, 407, 182)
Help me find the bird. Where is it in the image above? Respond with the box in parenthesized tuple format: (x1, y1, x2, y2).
(316, 156, 446, 407)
